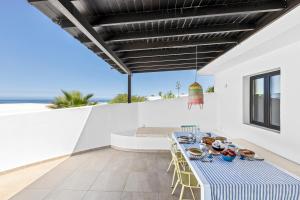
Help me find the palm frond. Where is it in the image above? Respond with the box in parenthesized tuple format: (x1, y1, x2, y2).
(49, 90, 97, 109)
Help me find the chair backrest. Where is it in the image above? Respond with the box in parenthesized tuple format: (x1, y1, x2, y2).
(170, 145, 184, 180)
(181, 125, 198, 133)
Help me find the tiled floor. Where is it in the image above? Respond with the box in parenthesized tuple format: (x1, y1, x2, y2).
(8, 148, 200, 200)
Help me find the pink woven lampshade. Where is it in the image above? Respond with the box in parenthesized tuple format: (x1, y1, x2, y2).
(188, 82, 204, 109)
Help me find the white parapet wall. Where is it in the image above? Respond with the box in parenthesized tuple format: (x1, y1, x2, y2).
(0, 95, 217, 172)
(0, 103, 139, 172)
(0, 106, 92, 172)
(138, 95, 217, 132)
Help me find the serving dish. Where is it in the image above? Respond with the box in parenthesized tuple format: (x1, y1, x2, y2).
(202, 137, 215, 145)
(238, 149, 255, 159)
(222, 149, 237, 162)
(187, 148, 203, 156)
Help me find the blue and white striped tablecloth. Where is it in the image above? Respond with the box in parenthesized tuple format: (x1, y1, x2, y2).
(173, 132, 300, 200)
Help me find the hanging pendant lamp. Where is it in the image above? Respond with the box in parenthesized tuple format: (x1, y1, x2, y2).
(188, 46, 204, 109)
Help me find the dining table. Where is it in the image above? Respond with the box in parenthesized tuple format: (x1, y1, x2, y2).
(173, 131, 300, 200)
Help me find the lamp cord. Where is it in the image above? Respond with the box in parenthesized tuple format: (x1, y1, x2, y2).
(195, 45, 198, 82)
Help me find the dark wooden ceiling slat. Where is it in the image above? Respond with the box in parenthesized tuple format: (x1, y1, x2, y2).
(28, 0, 299, 74)
(111, 37, 237, 52)
(105, 24, 254, 43)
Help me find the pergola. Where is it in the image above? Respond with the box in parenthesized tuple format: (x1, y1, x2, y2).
(28, 0, 299, 102)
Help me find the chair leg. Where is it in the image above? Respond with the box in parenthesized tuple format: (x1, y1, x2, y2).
(171, 179, 179, 195)
(167, 158, 173, 172)
(189, 187, 196, 200)
(179, 185, 185, 200)
(171, 167, 176, 187)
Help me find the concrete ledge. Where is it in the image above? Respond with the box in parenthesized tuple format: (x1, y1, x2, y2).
(136, 127, 180, 137)
(111, 129, 170, 151)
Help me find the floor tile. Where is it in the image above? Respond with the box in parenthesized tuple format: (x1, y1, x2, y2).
(121, 192, 158, 200)
(124, 172, 158, 192)
(44, 189, 86, 200)
(58, 170, 99, 190)
(28, 169, 73, 189)
(83, 191, 121, 200)
(90, 170, 129, 191)
(9, 189, 50, 200)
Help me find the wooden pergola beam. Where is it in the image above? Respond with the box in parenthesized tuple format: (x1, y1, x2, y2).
(56, 1, 285, 28)
(131, 66, 201, 73)
(47, 0, 131, 74)
(106, 24, 254, 43)
(123, 53, 218, 65)
(129, 60, 207, 69)
(116, 46, 226, 59)
(111, 38, 237, 52)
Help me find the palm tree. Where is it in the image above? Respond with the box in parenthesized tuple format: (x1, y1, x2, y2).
(49, 90, 97, 109)
(163, 91, 176, 99)
(206, 86, 214, 93)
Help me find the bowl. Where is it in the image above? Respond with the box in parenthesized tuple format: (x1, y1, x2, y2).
(212, 146, 225, 152)
(214, 136, 227, 142)
(212, 140, 225, 152)
(187, 148, 203, 156)
(222, 154, 236, 162)
(202, 137, 215, 145)
(227, 144, 237, 151)
(238, 149, 255, 159)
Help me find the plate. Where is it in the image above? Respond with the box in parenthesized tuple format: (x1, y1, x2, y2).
(187, 148, 203, 156)
(202, 137, 215, 145)
(178, 136, 190, 140)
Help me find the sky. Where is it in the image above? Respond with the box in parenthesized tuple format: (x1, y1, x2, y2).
(0, 1, 214, 99)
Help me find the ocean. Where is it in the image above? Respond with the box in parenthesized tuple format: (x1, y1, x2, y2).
(0, 98, 110, 104)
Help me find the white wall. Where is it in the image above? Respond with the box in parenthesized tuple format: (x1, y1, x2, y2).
(73, 103, 139, 152)
(0, 107, 92, 172)
(0, 96, 217, 172)
(138, 95, 217, 132)
(204, 6, 300, 164)
(0, 103, 139, 172)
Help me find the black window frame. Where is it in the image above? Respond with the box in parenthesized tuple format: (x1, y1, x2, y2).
(250, 70, 280, 131)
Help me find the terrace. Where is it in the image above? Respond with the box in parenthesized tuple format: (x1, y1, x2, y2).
(1, 0, 300, 199)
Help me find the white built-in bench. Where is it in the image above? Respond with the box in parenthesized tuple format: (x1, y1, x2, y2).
(111, 127, 180, 151)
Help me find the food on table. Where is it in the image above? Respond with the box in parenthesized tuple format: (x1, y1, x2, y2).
(221, 149, 237, 162)
(238, 149, 255, 158)
(227, 144, 237, 151)
(187, 148, 203, 156)
(212, 140, 225, 151)
(202, 137, 215, 145)
(177, 136, 192, 143)
(214, 136, 227, 142)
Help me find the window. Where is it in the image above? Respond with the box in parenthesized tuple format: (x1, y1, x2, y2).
(250, 71, 280, 131)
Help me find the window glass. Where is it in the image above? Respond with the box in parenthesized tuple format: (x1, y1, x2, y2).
(252, 78, 264, 123)
(270, 75, 280, 126)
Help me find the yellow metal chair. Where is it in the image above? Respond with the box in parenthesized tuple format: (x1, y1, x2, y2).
(181, 125, 198, 133)
(171, 148, 200, 200)
(167, 136, 187, 187)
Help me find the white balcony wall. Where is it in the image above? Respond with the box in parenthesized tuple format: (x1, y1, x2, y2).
(201, 6, 300, 164)
(138, 95, 217, 132)
(0, 103, 139, 172)
(72, 103, 139, 152)
(0, 97, 217, 172)
(0, 107, 92, 172)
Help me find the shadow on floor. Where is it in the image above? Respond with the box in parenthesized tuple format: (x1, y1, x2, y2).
(7, 148, 200, 200)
